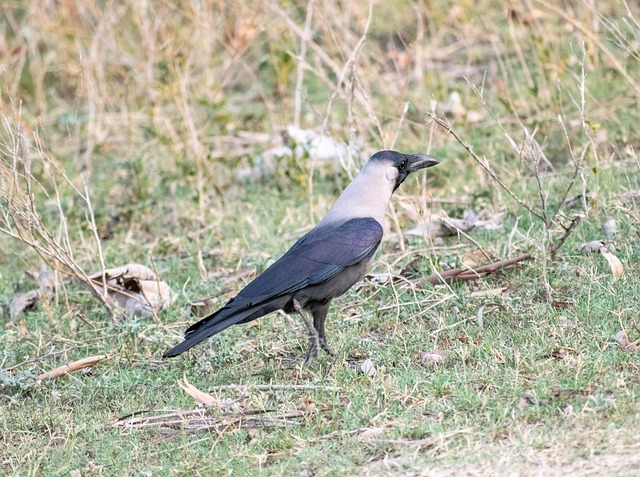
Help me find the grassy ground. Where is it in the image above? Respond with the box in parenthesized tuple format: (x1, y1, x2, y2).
(2, 1, 640, 475)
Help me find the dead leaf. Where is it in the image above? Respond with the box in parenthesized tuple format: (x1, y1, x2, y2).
(17, 319, 29, 336)
(476, 306, 484, 329)
(88, 264, 174, 317)
(419, 349, 445, 367)
(552, 388, 590, 398)
(178, 375, 217, 406)
(189, 296, 218, 317)
(441, 91, 466, 117)
(578, 240, 604, 253)
(615, 330, 638, 352)
(358, 427, 387, 440)
(552, 300, 572, 309)
(37, 354, 111, 381)
(513, 347, 521, 366)
(469, 287, 507, 298)
(465, 110, 485, 124)
(10, 289, 40, 321)
(599, 247, 624, 277)
(462, 249, 494, 268)
(559, 317, 576, 328)
(517, 397, 531, 409)
(563, 194, 591, 209)
(405, 216, 476, 238)
(361, 358, 376, 377)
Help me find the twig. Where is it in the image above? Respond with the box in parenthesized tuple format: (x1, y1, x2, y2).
(37, 354, 111, 382)
(208, 384, 341, 392)
(109, 405, 336, 435)
(430, 317, 473, 336)
(427, 113, 545, 222)
(549, 215, 584, 261)
(81, 174, 111, 319)
(428, 253, 533, 285)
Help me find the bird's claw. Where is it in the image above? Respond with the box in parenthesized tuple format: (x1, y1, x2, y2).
(319, 338, 335, 356)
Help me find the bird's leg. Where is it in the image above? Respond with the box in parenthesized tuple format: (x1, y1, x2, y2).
(319, 336, 335, 357)
(293, 299, 320, 365)
(312, 302, 335, 356)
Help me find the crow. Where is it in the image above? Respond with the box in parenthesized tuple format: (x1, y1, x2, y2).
(164, 150, 438, 363)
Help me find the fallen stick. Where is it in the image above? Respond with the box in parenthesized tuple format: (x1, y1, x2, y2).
(208, 384, 341, 392)
(37, 354, 111, 382)
(428, 253, 533, 285)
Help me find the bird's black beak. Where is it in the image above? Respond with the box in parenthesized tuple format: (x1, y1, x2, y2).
(405, 154, 439, 172)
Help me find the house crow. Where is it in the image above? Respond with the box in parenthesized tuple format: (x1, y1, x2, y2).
(163, 150, 438, 364)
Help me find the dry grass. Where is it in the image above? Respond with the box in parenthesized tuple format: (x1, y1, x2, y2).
(2, 1, 640, 476)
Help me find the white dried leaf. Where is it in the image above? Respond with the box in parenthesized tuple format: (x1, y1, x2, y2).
(236, 126, 351, 181)
(465, 110, 485, 124)
(178, 376, 217, 406)
(360, 358, 377, 377)
(9, 289, 40, 321)
(599, 247, 624, 278)
(405, 216, 476, 238)
(615, 330, 637, 352)
(469, 287, 508, 298)
(358, 427, 386, 440)
(88, 263, 174, 317)
(477, 306, 484, 329)
(441, 91, 466, 117)
(419, 349, 445, 367)
(578, 240, 604, 253)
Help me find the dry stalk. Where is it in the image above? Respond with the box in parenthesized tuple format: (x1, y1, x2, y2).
(294, 0, 314, 129)
(37, 354, 111, 382)
(427, 112, 545, 223)
(427, 253, 533, 285)
(536, 0, 640, 102)
(429, 50, 591, 279)
(0, 108, 117, 319)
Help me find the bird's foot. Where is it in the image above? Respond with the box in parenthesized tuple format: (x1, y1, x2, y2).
(319, 338, 335, 356)
(304, 336, 321, 366)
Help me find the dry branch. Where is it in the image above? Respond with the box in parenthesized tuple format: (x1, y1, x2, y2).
(208, 384, 341, 393)
(37, 354, 111, 382)
(109, 405, 335, 436)
(428, 113, 545, 222)
(428, 253, 533, 285)
(178, 376, 217, 406)
(0, 110, 118, 319)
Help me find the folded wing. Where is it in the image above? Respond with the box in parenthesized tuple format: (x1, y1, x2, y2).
(162, 217, 383, 357)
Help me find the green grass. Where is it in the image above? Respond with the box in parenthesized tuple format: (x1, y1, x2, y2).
(2, 1, 640, 475)
(2, 179, 639, 475)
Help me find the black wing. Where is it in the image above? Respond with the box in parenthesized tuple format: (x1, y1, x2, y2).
(163, 217, 382, 357)
(232, 217, 383, 308)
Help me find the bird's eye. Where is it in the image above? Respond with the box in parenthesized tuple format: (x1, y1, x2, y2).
(399, 160, 407, 170)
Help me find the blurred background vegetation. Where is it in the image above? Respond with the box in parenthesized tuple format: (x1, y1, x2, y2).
(1, 1, 640, 475)
(1, 0, 638, 270)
